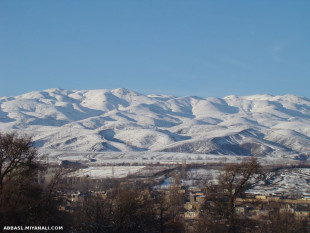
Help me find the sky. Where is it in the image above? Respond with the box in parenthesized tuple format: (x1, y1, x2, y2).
(0, 0, 310, 98)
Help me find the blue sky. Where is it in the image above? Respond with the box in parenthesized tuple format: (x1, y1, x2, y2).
(1, 0, 309, 98)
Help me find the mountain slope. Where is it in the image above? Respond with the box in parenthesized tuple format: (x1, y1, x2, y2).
(1, 88, 310, 159)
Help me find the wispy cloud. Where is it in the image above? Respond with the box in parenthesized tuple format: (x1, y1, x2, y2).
(270, 44, 285, 63)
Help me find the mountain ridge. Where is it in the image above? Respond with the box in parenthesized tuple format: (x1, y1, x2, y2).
(1, 88, 310, 160)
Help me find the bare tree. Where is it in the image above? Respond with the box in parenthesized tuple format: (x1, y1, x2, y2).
(74, 185, 159, 233)
(200, 158, 263, 233)
(0, 132, 39, 191)
(0, 132, 70, 227)
(265, 210, 309, 233)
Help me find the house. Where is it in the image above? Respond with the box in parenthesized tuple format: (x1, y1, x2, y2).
(184, 210, 199, 219)
(295, 211, 309, 219)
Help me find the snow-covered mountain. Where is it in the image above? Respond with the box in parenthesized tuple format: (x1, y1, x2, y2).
(1, 88, 310, 160)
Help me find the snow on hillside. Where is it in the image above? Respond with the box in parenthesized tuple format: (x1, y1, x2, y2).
(1, 88, 310, 160)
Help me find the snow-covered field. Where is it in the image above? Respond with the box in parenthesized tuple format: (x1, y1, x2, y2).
(39, 148, 310, 196)
(249, 168, 310, 196)
(41, 149, 295, 167)
(160, 166, 310, 196)
(69, 166, 146, 178)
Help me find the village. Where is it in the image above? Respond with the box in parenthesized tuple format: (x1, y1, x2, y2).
(53, 179, 310, 219)
(38, 160, 310, 232)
